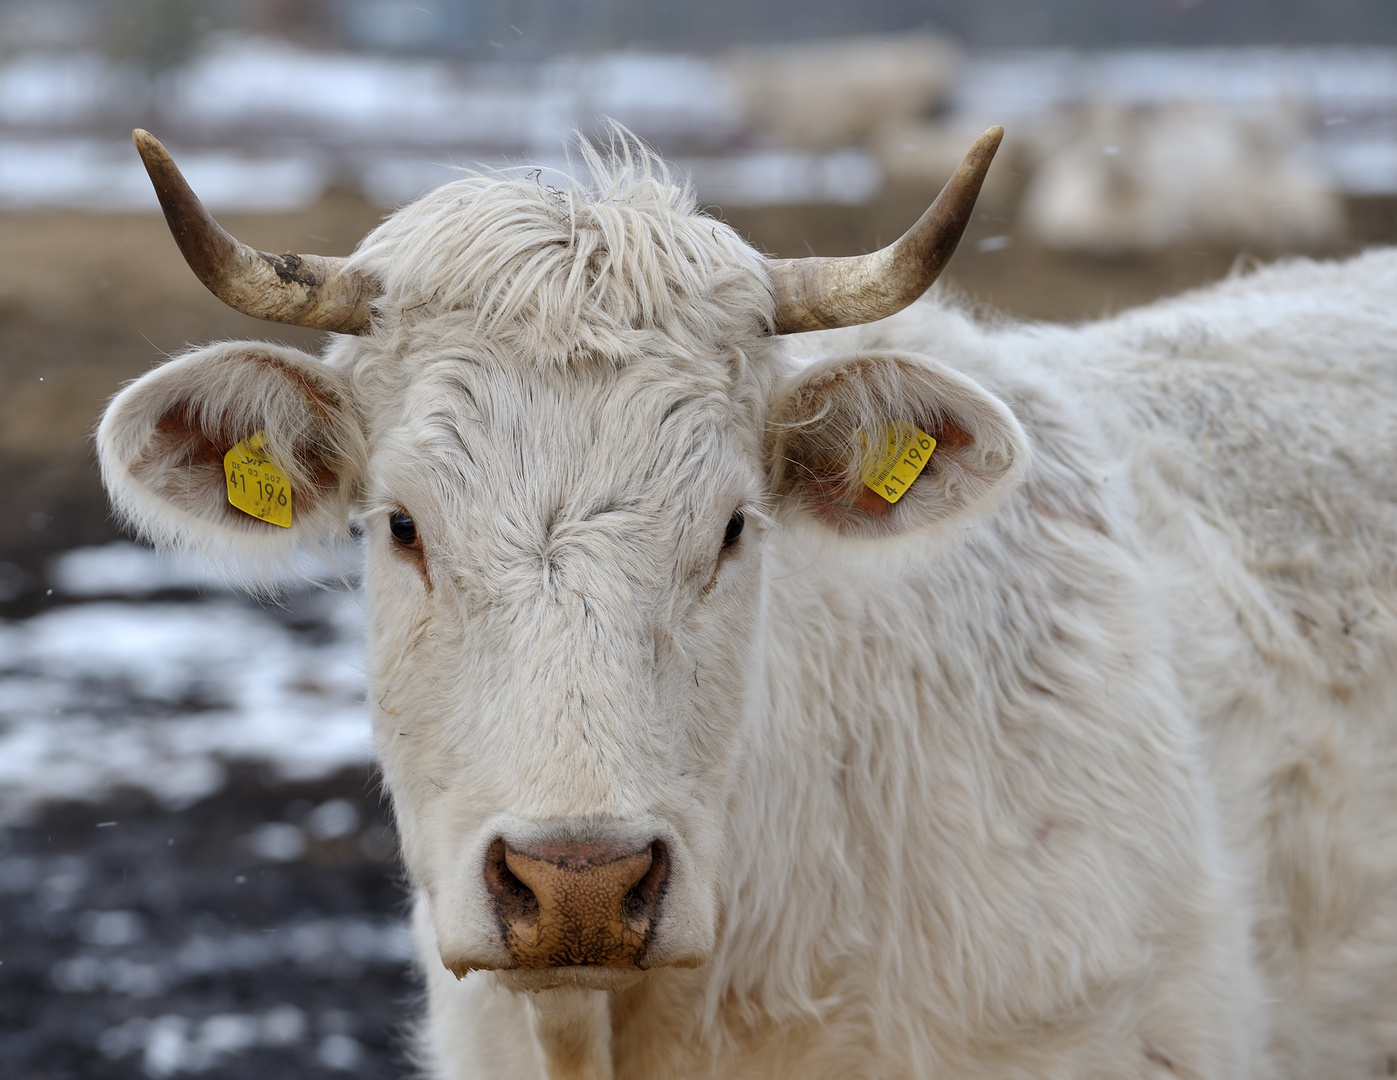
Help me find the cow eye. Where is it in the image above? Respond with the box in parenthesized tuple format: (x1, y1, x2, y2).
(389, 511, 418, 546)
(722, 511, 744, 548)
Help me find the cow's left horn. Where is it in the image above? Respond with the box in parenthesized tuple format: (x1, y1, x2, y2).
(133, 130, 378, 334)
(767, 126, 1003, 334)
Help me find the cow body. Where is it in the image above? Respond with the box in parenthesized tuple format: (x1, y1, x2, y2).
(1019, 103, 1344, 254)
(404, 250, 1397, 1079)
(98, 145, 1397, 1078)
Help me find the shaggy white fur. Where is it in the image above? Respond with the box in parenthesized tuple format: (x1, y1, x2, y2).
(98, 143, 1397, 1080)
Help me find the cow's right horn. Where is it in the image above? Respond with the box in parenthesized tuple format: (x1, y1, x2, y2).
(766, 126, 1003, 335)
(133, 130, 378, 334)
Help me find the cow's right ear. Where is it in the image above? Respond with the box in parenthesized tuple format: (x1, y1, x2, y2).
(767, 351, 1028, 539)
(97, 341, 366, 568)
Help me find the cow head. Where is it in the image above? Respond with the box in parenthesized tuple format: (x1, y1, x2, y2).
(97, 128, 1024, 989)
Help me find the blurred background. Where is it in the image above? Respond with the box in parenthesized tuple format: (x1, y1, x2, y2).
(5, 1, 1397, 1077)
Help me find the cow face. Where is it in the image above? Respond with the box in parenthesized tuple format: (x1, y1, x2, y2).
(98, 137, 1025, 990)
(360, 336, 772, 983)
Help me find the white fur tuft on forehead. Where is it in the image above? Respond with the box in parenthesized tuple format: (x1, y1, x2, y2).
(346, 136, 775, 365)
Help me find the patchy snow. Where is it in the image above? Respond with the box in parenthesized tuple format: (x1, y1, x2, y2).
(952, 47, 1397, 123)
(0, 545, 371, 824)
(0, 50, 133, 127)
(95, 996, 384, 1075)
(0, 138, 328, 211)
(43, 899, 413, 1072)
(52, 914, 413, 1000)
(48, 540, 358, 597)
(167, 36, 741, 149)
(8, 39, 1397, 208)
(48, 541, 238, 597)
(679, 149, 882, 206)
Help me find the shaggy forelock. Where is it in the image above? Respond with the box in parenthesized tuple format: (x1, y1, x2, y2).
(346, 135, 776, 367)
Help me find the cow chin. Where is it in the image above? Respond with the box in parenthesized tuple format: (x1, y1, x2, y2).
(427, 814, 718, 983)
(437, 938, 713, 985)
(497, 968, 649, 994)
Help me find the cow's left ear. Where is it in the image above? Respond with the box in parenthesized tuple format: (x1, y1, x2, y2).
(768, 351, 1028, 538)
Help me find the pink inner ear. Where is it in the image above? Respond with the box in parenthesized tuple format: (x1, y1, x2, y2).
(931, 417, 975, 452)
(850, 486, 895, 518)
(146, 408, 227, 472)
(130, 401, 336, 530)
(805, 413, 977, 527)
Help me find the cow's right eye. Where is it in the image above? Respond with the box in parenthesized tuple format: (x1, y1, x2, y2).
(389, 511, 418, 546)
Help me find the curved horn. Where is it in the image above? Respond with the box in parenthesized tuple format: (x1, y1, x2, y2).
(133, 130, 378, 334)
(767, 126, 1003, 335)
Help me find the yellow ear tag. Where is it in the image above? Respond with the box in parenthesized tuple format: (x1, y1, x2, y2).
(860, 423, 936, 504)
(223, 430, 293, 528)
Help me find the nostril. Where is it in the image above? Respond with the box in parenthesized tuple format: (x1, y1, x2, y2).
(483, 838, 539, 928)
(621, 840, 670, 932)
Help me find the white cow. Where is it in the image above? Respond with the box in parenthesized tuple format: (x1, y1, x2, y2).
(1020, 102, 1345, 254)
(722, 34, 961, 151)
(98, 126, 1397, 1079)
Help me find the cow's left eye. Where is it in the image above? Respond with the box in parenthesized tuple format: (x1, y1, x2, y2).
(389, 511, 418, 546)
(723, 511, 744, 548)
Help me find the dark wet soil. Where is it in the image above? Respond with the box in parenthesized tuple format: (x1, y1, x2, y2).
(0, 766, 415, 1079)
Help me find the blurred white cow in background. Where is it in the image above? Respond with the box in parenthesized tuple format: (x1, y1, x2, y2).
(96, 124, 1397, 1079)
(722, 34, 960, 150)
(1020, 102, 1345, 253)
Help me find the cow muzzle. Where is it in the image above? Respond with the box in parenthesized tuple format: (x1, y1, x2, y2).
(483, 836, 671, 968)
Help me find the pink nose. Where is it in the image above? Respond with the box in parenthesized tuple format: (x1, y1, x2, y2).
(483, 837, 670, 968)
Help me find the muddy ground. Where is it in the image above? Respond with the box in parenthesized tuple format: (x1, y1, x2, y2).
(1, 765, 412, 1079)
(2, 189, 1396, 1078)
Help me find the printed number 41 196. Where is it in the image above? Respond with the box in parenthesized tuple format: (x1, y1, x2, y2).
(223, 431, 294, 528)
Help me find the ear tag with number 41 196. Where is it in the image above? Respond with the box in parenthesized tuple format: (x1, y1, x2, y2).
(860, 422, 936, 504)
(224, 430, 293, 528)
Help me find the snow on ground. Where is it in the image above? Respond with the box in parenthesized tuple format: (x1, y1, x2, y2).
(0, 138, 329, 212)
(48, 912, 413, 1001)
(5, 40, 1397, 210)
(0, 760, 413, 1079)
(951, 47, 1397, 198)
(0, 544, 412, 1075)
(0, 543, 372, 825)
(45, 910, 413, 1000)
